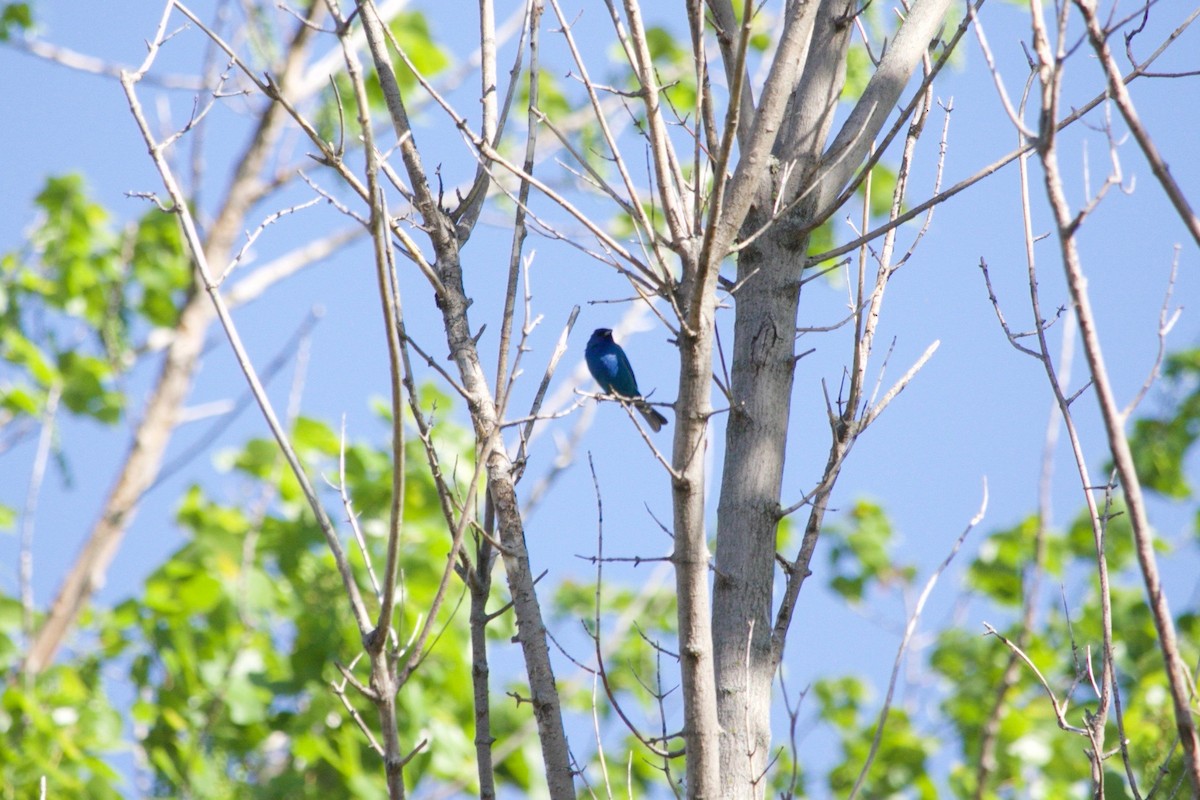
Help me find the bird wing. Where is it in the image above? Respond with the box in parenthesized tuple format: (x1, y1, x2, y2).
(610, 347, 641, 398)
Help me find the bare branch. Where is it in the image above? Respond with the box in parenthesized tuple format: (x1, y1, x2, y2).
(859, 339, 939, 429)
(1074, 0, 1200, 248)
(120, 42, 374, 638)
(1027, 0, 1200, 784)
(9, 33, 206, 89)
(815, 0, 956, 212)
(983, 623, 1088, 735)
(807, 10, 1191, 266)
(545, 0, 677, 276)
(19, 385, 61, 651)
(1121, 246, 1181, 423)
(707, 2, 821, 262)
(495, 4, 545, 420)
(25, 0, 323, 675)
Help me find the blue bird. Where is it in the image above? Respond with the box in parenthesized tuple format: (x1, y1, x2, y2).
(585, 328, 669, 432)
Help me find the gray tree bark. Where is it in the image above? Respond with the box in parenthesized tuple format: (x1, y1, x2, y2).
(710, 0, 954, 794)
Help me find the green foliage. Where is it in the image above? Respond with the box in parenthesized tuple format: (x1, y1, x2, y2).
(763, 738, 808, 799)
(775, 515, 795, 551)
(841, 46, 872, 103)
(0, 2, 32, 41)
(57, 351, 123, 423)
(816, 677, 937, 798)
(152, 409, 506, 790)
(0, 598, 125, 800)
(938, 619, 1092, 797)
(643, 26, 697, 114)
(130, 210, 191, 328)
(1, 399, 541, 797)
(1129, 347, 1200, 499)
(938, 495, 1197, 797)
(720, 3, 776, 52)
(825, 499, 917, 601)
(28, 176, 125, 335)
(804, 161, 901, 274)
(860, 163, 901, 220)
(806, 218, 838, 272)
(314, 11, 450, 146)
(313, 73, 359, 146)
(609, 197, 671, 243)
(387, 11, 450, 92)
(0, 175, 191, 428)
(1065, 499, 1137, 569)
(521, 69, 572, 128)
(966, 514, 1063, 606)
(932, 578, 1195, 799)
(553, 576, 678, 705)
(602, 24, 700, 124)
(822, 447, 1199, 798)
(552, 574, 680, 795)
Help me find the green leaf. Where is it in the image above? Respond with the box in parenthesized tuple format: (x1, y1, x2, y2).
(644, 26, 697, 112)
(526, 70, 570, 120)
(965, 515, 1057, 605)
(32, 175, 121, 327)
(859, 163, 901, 219)
(225, 674, 269, 725)
(0, 384, 42, 416)
(2, 327, 59, 386)
(826, 500, 913, 600)
(131, 209, 190, 327)
(58, 350, 123, 423)
(1128, 349, 1200, 499)
(841, 45, 872, 102)
(387, 11, 451, 92)
(814, 676, 867, 731)
(1065, 501, 1134, 570)
(806, 219, 838, 273)
(227, 437, 284, 480)
(176, 572, 224, 614)
(293, 415, 341, 457)
(0, 3, 33, 42)
(1131, 417, 1193, 498)
(0, 174, 186, 430)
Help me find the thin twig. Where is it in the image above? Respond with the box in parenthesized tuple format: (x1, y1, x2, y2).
(1074, 0, 1200, 248)
(19, 384, 61, 655)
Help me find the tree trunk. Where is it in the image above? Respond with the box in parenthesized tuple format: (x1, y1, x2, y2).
(710, 2, 851, 791)
(710, 0, 953, 791)
(713, 211, 806, 797)
(673, 316, 723, 798)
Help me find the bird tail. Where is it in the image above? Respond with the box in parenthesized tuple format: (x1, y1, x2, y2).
(635, 400, 669, 432)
